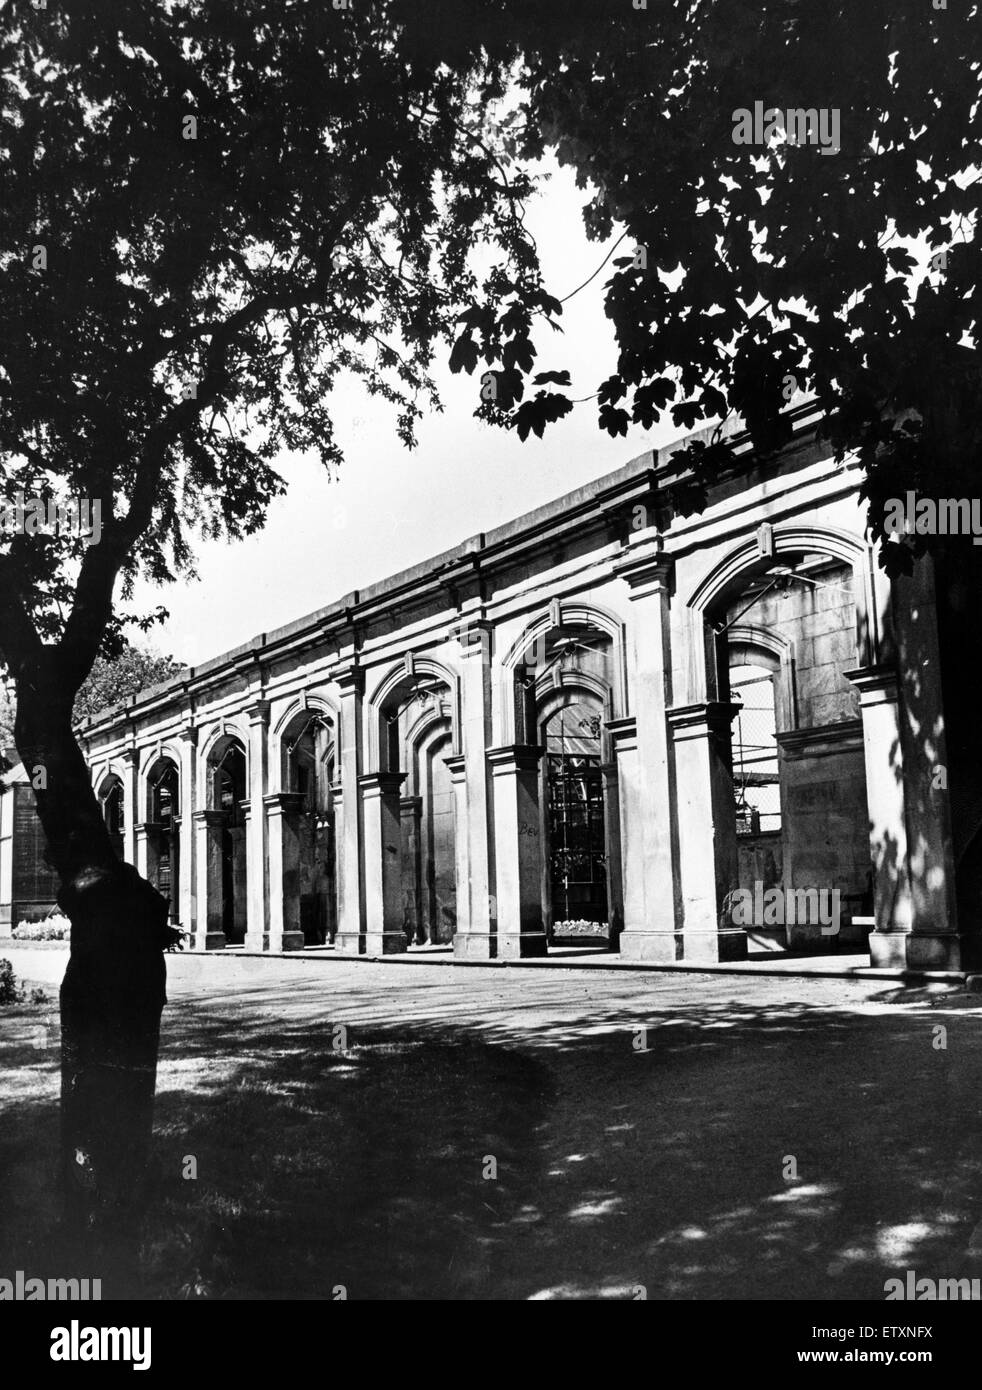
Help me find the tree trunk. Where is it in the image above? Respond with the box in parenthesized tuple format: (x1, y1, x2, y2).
(13, 661, 171, 1293)
(58, 867, 169, 1290)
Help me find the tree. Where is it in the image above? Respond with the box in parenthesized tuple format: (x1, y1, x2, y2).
(72, 646, 184, 725)
(458, 1, 982, 569)
(0, 645, 183, 749)
(0, 0, 560, 1284)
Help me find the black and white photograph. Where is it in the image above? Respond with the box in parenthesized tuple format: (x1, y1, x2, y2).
(0, 0, 980, 1360)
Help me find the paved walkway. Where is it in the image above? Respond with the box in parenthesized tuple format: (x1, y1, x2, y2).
(9, 940, 968, 987)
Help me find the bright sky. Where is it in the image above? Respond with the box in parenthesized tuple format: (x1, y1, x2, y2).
(131, 161, 680, 667)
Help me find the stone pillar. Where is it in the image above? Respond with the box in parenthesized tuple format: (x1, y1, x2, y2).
(334, 667, 365, 954)
(140, 820, 176, 920)
(668, 701, 748, 962)
(0, 786, 13, 937)
(360, 771, 407, 954)
(178, 727, 197, 935)
(234, 804, 250, 945)
(401, 794, 423, 944)
(265, 792, 306, 952)
(599, 759, 624, 948)
(450, 619, 495, 961)
(120, 748, 139, 866)
(134, 822, 151, 880)
(163, 822, 180, 923)
(329, 776, 343, 945)
(192, 809, 226, 949)
(607, 718, 645, 952)
(884, 555, 961, 967)
(445, 753, 471, 941)
(846, 666, 921, 965)
(488, 745, 547, 959)
(613, 545, 681, 960)
(244, 701, 270, 951)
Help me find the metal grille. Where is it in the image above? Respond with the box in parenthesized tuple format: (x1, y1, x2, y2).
(546, 753, 609, 926)
(731, 670, 781, 833)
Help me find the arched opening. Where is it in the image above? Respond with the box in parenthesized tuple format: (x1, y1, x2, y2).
(710, 551, 873, 953)
(377, 669, 457, 951)
(147, 757, 180, 922)
(100, 774, 124, 861)
(509, 614, 622, 953)
(541, 695, 610, 947)
(729, 653, 783, 908)
(284, 712, 336, 946)
(209, 737, 248, 944)
(411, 723, 456, 945)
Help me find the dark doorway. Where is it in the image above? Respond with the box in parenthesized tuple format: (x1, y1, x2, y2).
(149, 760, 180, 922)
(288, 716, 335, 947)
(214, 743, 247, 943)
(543, 703, 608, 942)
(101, 776, 124, 861)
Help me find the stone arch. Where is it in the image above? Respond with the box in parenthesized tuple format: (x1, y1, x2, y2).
(272, 692, 338, 738)
(369, 655, 461, 772)
(683, 524, 871, 707)
(198, 717, 250, 783)
(502, 599, 627, 745)
(685, 523, 874, 955)
(139, 742, 183, 821)
(726, 624, 797, 733)
(95, 766, 125, 860)
(687, 524, 868, 615)
(94, 762, 127, 799)
(271, 692, 340, 793)
(203, 730, 247, 808)
(404, 700, 453, 797)
(273, 696, 338, 796)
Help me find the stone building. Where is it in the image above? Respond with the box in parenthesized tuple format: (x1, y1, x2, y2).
(11, 401, 968, 968)
(0, 757, 60, 932)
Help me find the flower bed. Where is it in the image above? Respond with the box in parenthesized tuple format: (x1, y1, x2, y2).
(552, 918, 611, 938)
(12, 913, 71, 942)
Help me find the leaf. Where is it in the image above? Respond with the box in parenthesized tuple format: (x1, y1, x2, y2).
(598, 403, 630, 437)
(502, 336, 536, 374)
(449, 334, 480, 376)
(514, 392, 573, 441)
(671, 401, 702, 431)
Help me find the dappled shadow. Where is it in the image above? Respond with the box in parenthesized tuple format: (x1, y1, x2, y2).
(4, 967, 982, 1300)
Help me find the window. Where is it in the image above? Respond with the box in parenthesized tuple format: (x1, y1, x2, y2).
(730, 663, 781, 834)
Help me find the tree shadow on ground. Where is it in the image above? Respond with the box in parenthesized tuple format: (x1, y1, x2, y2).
(3, 975, 982, 1300)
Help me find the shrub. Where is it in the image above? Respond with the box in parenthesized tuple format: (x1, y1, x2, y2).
(12, 913, 71, 941)
(0, 960, 49, 1005)
(0, 958, 19, 1004)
